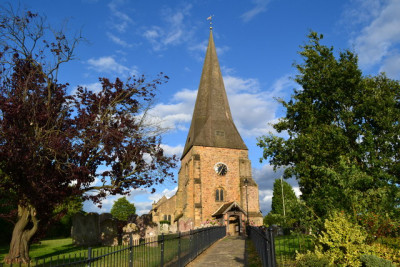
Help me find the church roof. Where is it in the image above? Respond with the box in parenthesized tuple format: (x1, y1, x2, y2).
(181, 30, 247, 159)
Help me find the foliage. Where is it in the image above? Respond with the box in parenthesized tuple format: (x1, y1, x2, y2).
(312, 211, 368, 266)
(360, 254, 395, 267)
(0, 7, 176, 263)
(263, 213, 282, 226)
(271, 178, 298, 216)
(257, 31, 400, 221)
(358, 212, 400, 239)
(159, 220, 170, 225)
(367, 242, 400, 264)
(47, 197, 84, 238)
(295, 251, 332, 267)
(110, 197, 136, 221)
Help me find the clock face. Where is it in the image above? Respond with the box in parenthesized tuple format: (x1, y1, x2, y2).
(214, 162, 228, 176)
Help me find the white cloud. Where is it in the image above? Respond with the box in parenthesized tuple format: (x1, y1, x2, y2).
(69, 82, 102, 96)
(226, 74, 295, 137)
(83, 187, 178, 215)
(160, 144, 184, 158)
(148, 187, 178, 202)
(351, 0, 400, 74)
(379, 50, 400, 79)
(83, 188, 148, 214)
(241, 0, 270, 22)
(148, 73, 294, 137)
(142, 4, 194, 51)
(107, 32, 133, 48)
(87, 56, 138, 77)
(148, 89, 196, 131)
(252, 164, 299, 214)
(188, 40, 230, 61)
(108, 0, 134, 33)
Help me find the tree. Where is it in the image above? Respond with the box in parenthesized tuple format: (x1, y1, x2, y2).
(111, 197, 136, 221)
(270, 178, 297, 216)
(0, 8, 176, 264)
(265, 179, 302, 229)
(257, 32, 400, 221)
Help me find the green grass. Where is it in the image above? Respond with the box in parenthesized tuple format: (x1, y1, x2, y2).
(274, 234, 315, 266)
(246, 239, 263, 267)
(0, 235, 204, 267)
(0, 238, 77, 263)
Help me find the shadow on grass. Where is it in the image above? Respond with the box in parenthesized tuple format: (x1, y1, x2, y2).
(33, 243, 85, 260)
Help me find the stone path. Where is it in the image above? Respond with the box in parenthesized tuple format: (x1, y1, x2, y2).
(186, 236, 246, 267)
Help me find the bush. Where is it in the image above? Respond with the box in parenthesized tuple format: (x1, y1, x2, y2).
(368, 242, 400, 264)
(159, 220, 170, 225)
(304, 211, 369, 266)
(295, 251, 331, 267)
(358, 212, 400, 238)
(360, 254, 395, 267)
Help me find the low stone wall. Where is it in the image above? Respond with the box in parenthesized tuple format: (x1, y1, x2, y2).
(72, 212, 159, 246)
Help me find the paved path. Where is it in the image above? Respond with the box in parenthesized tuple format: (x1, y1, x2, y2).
(186, 236, 246, 267)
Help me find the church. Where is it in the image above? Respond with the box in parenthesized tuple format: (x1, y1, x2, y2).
(150, 28, 263, 236)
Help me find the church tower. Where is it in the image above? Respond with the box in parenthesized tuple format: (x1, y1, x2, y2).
(151, 28, 263, 235)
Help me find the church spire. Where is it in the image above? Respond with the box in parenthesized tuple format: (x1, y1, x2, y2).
(181, 30, 247, 159)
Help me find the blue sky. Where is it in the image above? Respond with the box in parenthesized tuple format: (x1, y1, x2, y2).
(12, 0, 400, 215)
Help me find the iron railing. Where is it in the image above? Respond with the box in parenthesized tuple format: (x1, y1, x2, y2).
(0, 226, 226, 267)
(247, 226, 276, 267)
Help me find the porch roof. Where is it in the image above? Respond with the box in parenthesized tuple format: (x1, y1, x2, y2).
(212, 201, 247, 217)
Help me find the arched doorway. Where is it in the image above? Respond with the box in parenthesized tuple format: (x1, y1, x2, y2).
(228, 215, 240, 236)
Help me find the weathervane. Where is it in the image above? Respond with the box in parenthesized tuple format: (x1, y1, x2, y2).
(207, 15, 214, 30)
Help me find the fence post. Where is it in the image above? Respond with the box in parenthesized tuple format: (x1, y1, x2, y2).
(268, 226, 276, 267)
(178, 231, 181, 267)
(160, 233, 164, 267)
(87, 247, 92, 267)
(129, 233, 133, 267)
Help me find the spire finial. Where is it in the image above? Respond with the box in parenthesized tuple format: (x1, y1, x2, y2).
(207, 15, 214, 30)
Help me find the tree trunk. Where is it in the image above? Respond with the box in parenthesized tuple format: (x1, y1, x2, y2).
(4, 205, 39, 264)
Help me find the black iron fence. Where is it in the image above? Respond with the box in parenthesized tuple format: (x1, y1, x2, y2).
(274, 232, 314, 266)
(1, 226, 226, 267)
(247, 226, 276, 267)
(248, 226, 315, 267)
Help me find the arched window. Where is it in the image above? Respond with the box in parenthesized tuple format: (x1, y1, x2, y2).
(168, 215, 171, 222)
(215, 188, 224, 202)
(164, 214, 167, 221)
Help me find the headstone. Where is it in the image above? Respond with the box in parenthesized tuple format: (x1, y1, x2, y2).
(178, 218, 193, 232)
(100, 218, 118, 246)
(122, 223, 138, 245)
(71, 213, 100, 246)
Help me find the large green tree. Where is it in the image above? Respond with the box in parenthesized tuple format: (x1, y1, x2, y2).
(111, 197, 136, 221)
(258, 32, 400, 220)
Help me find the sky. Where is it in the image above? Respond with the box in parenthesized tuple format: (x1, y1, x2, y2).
(9, 0, 400, 216)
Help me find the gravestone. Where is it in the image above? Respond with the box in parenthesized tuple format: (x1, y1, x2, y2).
(71, 213, 100, 246)
(178, 218, 193, 232)
(100, 218, 118, 246)
(122, 223, 139, 245)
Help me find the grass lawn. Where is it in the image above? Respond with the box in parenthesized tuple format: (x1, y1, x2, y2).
(245, 239, 263, 267)
(0, 238, 77, 263)
(0, 238, 174, 266)
(0, 235, 210, 266)
(274, 234, 315, 266)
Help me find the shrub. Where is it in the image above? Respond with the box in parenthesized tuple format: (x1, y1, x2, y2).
(368, 242, 400, 264)
(360, 254, 395, 267)
(313, 211, 368, 266)
(295, 251, 331, 267)
(358, 212, 400, 238)
(159, 220, 170, 225)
